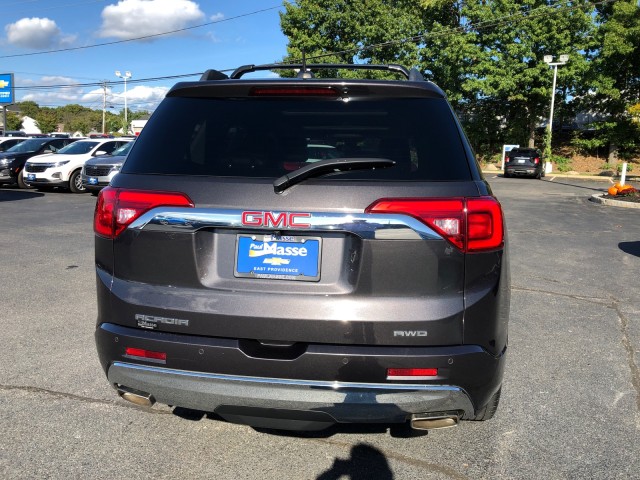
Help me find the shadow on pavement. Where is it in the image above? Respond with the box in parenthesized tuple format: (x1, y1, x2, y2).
(540, 178, 609, 192)
(0, 188, 44, 202)
(619, 241, 640, 258)
(316, 444, 393, 480)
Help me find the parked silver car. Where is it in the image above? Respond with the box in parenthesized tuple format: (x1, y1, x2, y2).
(81, 141, 134, 192)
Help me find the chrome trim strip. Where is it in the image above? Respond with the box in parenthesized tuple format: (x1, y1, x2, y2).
(112, 362, 460, 392)
(128, 207, 441, 240)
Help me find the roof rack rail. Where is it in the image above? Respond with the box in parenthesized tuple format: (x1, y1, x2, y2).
(228, 63, 423, 81)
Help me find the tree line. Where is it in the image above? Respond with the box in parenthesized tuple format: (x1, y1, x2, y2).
(279, 0, 640, 163)
(5, 101, 150, 136)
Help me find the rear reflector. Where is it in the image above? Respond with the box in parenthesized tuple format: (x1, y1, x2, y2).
(387, 368, 438, 380)
(94, 187, 194, 239)
(125, 347, 167, 362)
(366, 196, 504, 253)
(250, 86, 338, 97)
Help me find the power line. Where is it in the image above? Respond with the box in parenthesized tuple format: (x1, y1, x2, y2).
(0, 5, 282, 59)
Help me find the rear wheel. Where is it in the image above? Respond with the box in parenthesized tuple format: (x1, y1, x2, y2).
(472, 388, 501, 421)
(503, 171, 510, 178)
(69, 170, 86, 193)
(17, 170, 33, 189)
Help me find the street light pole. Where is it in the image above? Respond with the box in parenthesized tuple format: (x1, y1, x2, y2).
(115, 70, 132, 133)
(543, 55, 568, 165)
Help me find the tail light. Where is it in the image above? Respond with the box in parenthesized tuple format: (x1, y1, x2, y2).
(505, 156, 510, 163)
(250, 86, 338, 96)
(534, 157, 540, 164)
(365, 196, 504, 253)
(94, 187, 194, 239)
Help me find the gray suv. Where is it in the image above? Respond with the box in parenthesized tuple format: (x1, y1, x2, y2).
(94, 63, 510, 432)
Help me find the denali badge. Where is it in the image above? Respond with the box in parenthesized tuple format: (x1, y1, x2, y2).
(135, 314, 189, 330)
(394, 330, 428, 337)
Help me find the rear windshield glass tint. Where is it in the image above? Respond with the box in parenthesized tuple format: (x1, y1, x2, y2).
(123, 97, 471, 181)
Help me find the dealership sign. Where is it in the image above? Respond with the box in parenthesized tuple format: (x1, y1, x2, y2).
(0, 73, 15, 104)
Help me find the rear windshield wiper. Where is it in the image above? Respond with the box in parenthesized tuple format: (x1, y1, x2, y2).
(273, 157, 395, 193)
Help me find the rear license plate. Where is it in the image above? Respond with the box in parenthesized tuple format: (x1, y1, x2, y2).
(517, 159, 526, 164)
(234, 234, 321, 281)
(27, 174, 36, 181)
(88, 177, 98, 185)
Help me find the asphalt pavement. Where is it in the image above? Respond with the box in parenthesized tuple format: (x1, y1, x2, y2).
(0, 177, 638, 480)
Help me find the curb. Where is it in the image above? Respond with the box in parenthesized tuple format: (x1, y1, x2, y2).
(482, 170, 639, 182)
(589, 193, 640, 209)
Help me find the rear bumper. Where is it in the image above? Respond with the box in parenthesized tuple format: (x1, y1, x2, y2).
(108, 361, 475, 425)
(96, 322, 506, 425)
(505, 165, 538, 176)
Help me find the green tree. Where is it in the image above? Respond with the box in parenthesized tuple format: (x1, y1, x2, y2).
(459, 0, 594, 150)
(280, 0, 425, 78)
(5, 112, 23, 130)
(579, 0, 640, 163)
(16, 100, 40, 119)
(67, 119, 89, 136)
(35, 108, 60, 134)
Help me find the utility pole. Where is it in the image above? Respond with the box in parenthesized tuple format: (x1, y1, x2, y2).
(101, 81, 108, 134)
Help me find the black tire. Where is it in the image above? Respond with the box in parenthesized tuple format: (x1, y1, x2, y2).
(17, 170, 33, 189)
(472, 388, 501, 421)
(535, 169, 542, 179)
(503, 171, 510, 178)
(69, 169, 86, 193)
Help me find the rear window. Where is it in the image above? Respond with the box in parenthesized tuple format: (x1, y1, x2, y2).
(123, 97, 471, 181)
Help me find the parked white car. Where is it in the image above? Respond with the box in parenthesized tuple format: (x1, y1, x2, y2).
(23, 138, 132, 193)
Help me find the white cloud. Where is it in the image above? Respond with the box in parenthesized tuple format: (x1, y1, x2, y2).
(99, 0, 205, 40)
(109, 85, 169, 110)
(210, 12, 224, 22)
(5, 17, 75, 49)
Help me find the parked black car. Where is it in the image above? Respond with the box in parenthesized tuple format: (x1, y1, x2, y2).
(94, 63, 510, 432)
(0, 137, 78, 188)
(0, 137, 28, 152)
(504, 147, 545, 179)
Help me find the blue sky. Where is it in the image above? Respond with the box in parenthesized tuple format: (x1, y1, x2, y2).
(0, 0, 289, 112)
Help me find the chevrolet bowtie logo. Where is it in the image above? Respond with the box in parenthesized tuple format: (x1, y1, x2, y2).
(0, 80, 9, 88)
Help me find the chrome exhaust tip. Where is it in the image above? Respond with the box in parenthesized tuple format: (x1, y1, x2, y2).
(410, 414, 459, 430)
(117, 386, 155, 407)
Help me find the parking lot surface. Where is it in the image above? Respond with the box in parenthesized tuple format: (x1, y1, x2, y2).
(0, 177, 638, 479)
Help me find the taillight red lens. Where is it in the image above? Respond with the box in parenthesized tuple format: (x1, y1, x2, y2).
(365, 197, 504, 253)
(387, 368, 438, 379)
(125, 347, 167, 361)
(94, 187, 194, 239)
(466, 197, 504, 252)
(534, 157, 540, 164)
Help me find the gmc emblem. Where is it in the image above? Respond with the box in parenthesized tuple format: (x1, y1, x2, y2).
(242, 211, 311, 228)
